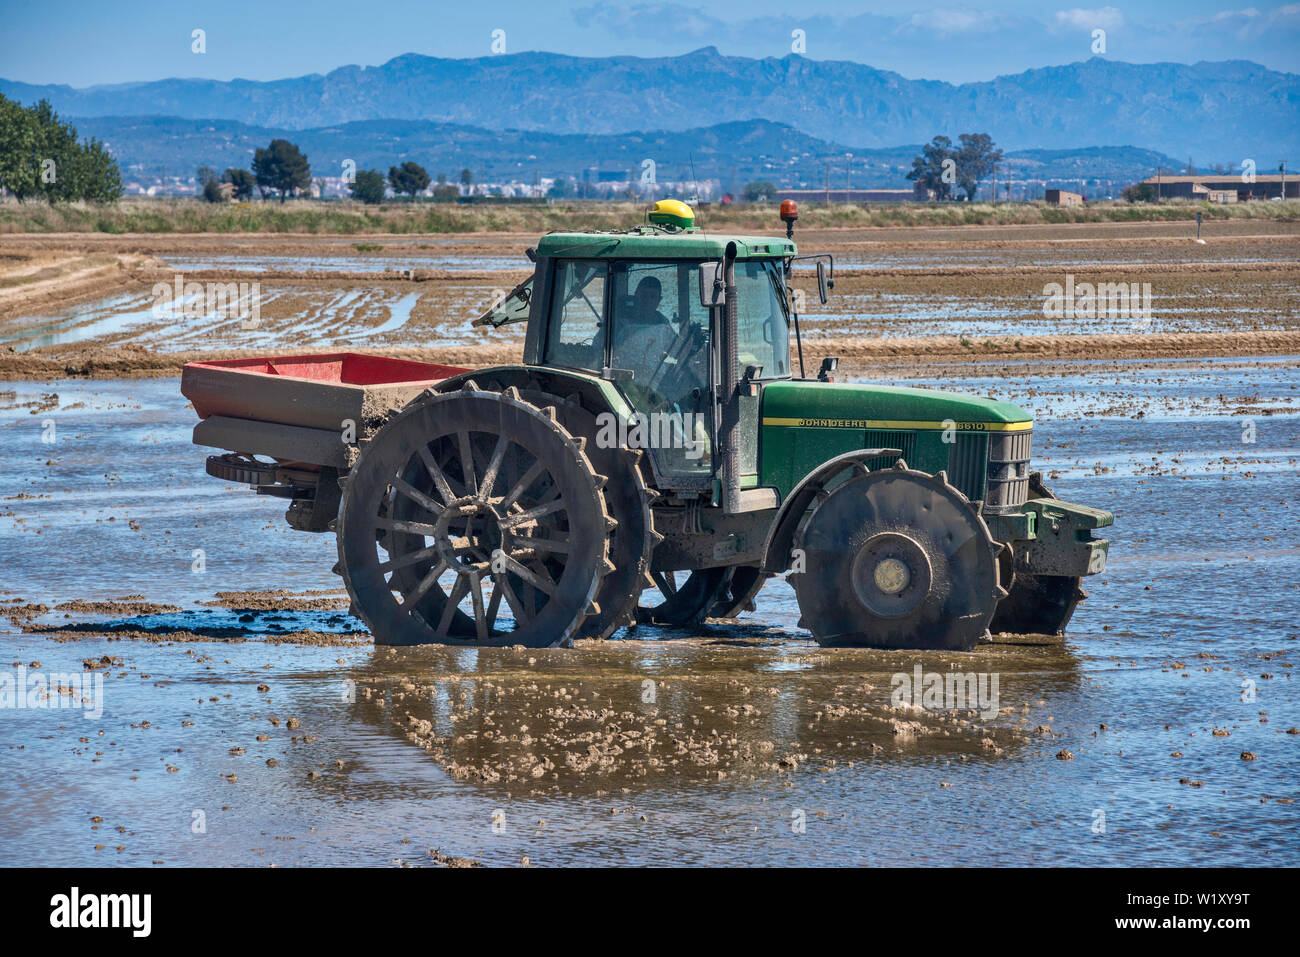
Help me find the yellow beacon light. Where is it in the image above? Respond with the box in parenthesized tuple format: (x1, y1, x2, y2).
(647, 199, 695, 230)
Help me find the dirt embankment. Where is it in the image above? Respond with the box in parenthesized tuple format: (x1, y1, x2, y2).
(0, 251, 166, 321)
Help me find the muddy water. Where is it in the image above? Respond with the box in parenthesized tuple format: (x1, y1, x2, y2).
(1, 361, 1296, 866)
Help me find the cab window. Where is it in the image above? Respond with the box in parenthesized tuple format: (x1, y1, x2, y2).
(734, 260, 790, 378)
(544, 261, 607, 372)
(609, 261, 713, 474)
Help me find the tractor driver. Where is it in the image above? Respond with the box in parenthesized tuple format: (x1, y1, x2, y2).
(619, 276, 675, 357)
(613, 275, 680, 394)
(611, 270, 712, 470)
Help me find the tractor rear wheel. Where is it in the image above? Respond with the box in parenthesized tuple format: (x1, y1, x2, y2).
(710, 564, 769, 619)
(791, 462, 1002, 650)
(515, 388, 657, 640)
(636, 564, 767, 625)
(337, 385, 612, 647)
(988, 472, 1088, 636)
(638, 568, 727, 626)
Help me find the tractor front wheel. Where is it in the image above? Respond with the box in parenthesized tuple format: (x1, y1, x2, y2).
(791, 462, 1002, 651)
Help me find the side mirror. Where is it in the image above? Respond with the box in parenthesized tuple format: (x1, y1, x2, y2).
(817, 356, 839, 382)
(816, 261, 829, 305)
(699, 260, 725, 307)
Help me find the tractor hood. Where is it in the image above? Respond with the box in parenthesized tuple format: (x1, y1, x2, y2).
(761, 380, 1032, 433)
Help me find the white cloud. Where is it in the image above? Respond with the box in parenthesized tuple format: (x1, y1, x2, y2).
(1052, 7, 1125, 31)
(900, 8, 1014, 35)
(572, 3, 724, 40)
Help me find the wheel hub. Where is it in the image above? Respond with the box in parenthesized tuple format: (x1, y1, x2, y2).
(873, 557, 910, 594)
(431, 496, 506, 572)
(849, 532, 932, 619)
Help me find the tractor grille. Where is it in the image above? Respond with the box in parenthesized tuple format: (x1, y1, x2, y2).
(984, 429, 1032, 513)
(947, 433, 988, 504)
(862, 429, 917, 471)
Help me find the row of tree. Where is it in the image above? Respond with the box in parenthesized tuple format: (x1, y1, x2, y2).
(200, 139, 482, 205)
(0, 94, 122, 203)
(199, 138, 312, 203)
(349, 163, 476, 204)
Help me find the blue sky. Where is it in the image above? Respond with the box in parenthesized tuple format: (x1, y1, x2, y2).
(3, 1, 1298, 86)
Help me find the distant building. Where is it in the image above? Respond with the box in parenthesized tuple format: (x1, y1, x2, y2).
(775, 188, 914, 204)
(1193, 184, 1238, 204)
(1045, 189, 1084, 207)
(1140, 173, 1297, 201)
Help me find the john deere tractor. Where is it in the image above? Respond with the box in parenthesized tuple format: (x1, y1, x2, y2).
(184, 199, 1112, 649)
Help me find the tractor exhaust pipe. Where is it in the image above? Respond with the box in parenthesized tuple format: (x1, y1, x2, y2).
(721, 241, 741, 514)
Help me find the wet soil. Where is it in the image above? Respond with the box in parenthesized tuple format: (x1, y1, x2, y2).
(1, 362, 1295, 866)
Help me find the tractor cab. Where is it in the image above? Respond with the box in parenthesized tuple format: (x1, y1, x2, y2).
(476, 199, 807, 505)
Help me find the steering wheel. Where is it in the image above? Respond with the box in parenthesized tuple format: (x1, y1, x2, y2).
(647, 322, 706, 400)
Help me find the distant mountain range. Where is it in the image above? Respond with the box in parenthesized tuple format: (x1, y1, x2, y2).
(3, 49, 1297, 161)
(66, 115, 1185, 193)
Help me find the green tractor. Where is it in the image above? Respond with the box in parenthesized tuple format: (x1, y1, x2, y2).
(185, 199, 1112, 649)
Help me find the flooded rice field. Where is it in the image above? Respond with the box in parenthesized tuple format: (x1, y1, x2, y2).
(0, 283, 515, 353)
(1, 266, 1296, 354)
(162, 254, 524, 274)
(1, 358, 1296, 867)
(1, 223, 1296, 358)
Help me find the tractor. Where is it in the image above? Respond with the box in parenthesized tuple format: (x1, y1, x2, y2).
(182, 199, 1112, 649)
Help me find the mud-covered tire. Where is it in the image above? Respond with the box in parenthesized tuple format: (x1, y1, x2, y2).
(638, 567, 730, 626)
(791, 462, 1002, 650)
(710, 564, 768, 619)
(337, 385, 611, 647)
(989, 472, 1087, 636)
(516, 389, 657, 640)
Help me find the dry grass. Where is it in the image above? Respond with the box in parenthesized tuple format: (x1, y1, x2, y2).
(1, 196, 1297, 235)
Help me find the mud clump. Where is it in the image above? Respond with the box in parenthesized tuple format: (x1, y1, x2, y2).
(56, 598, 182, 616)
(202, 589, 350, 612)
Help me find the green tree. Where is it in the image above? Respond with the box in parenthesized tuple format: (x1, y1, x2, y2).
(742, 181, 778, 202)
(1122, 183, 1157, 203)
(459, 167, 473, 192)
(74, 137, 123, 202)
(0, 95, 42, 201)
(0, 95, 121, 203)
(906, 135, 955, 201)
(432, 183, 460, 200)
(350, 169, 386, 205)
(387, 161, 431, 197)
(32, 99, 85, 202)
(252, 138, 311, 203)
(223, 168, 256, 200)
(954, 133, 1003, 201)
